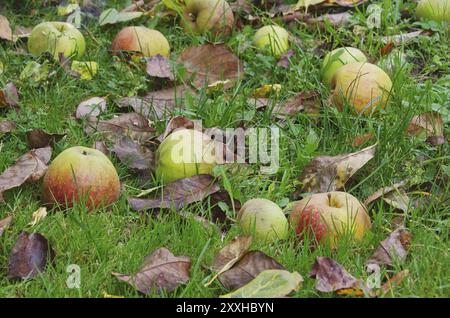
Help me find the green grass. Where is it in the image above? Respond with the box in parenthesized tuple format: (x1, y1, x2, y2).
(0, 0, 449, 298)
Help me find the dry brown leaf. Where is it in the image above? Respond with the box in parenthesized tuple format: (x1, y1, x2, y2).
(158, 115, 196, 142)
(381, 30, 423, 45)
(205, 235, 252, 287)
(76, 97, 107, 119)
(366, 227, 412, 267)
(0, 120, 16, 134)
(0, 147, 52, 202)
(0, 215, 12, 237)
(177, 44, 244, 90)
(379, 269, 409, 296)
(112, 247, 191, 294)
(8, 231, 54, 280)
(128, 174, 220, 211)
(208, 190, 240, 231)
(0, 82, 19, 107)
(274, 91, 321, 118)
(26, 129, 65, 148)
(277, 49, 295, 69)
(407, 112, 444, 145)
(0, 15, 13, 41)
(297, 144, 376, 194)
(112, 136, 154, 173)
(351, 133, 374, 147)
(93, 140, 110, 155)
(117, 85, 193, 120)
(145, 55, 175, 80)
(307, 12, 352, 28)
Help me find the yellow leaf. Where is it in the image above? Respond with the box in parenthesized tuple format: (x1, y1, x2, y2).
(71, 61, 98, 80)
(103, 291, 125, 298)
(294, 0, 325, 11)
(252, 84, 281, 98)
(207, 80, 232, 93)
(29, 207, 47, 226)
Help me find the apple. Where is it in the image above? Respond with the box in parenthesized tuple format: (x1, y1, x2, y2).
(155, 129, 217, 184)
(289, 192, 371, 247)
(332, 62, 392, 115)
(237, 198, 288, 243)
(321, 47, 367, 88)
(111, 26, 170, 57)
(253, 25, 289, 57)
(42, 146, 120, 210)
(416, 0, 450, 22)
(181, 0, 234, 36)
(28, 22, 86, 60)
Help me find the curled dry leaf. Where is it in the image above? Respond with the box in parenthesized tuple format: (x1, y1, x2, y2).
(407, 112, 444, 145)
(366, 227, 412, 267)
(277, 49, 295, 69)
(76, 96, 107, 119)
(177, 44, 244, 90)
(0, 147, 52, 202)
(26, 129, 65, 148)
(29, 207, 47, 227)
(158, 115, 196, 142)
(128, 174, 220, 211)
(146, 55, 175, 80)
(208, 190, 241, 230)
(297, 144, 376, 194)
(310, 256, 363, 293)
(8, 231, 54, 280)
(117, 85, 193, 120)
(205, 235, 252, 287)
(112, 247, 191, 294)
(220, 270, 303, 298)
(93, 140, 110, 155)
(0, 120, 16, 133)
(218, 251, 286, 290)
(381, 30, 423, 45)
(351, 133, 374, 147)
(84, 112, 155, 143)
(112, 136, 154, 173)
(0, 15, 13, 41)
(0, 82, 19, 107)
(307, 12, 352, 28)
(364, 180, 408, 207)
(0, 215, 12, 237)
(274, 91, 321, 118)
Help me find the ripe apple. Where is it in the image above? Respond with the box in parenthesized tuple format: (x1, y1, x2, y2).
(28, 22, 86, 60)
(332, 62, 392, 115)
(253, 25, 289, 57)
(111, 26, 170, 57)
(289, 192, 371, 248)
(416, 0, 450, 22)
(321, 47, 367, 88)
(237, 198, 288, 243)
(155, 129, 217, 184)
(181, 0, 234, 36)
(42, 146, 120, 210)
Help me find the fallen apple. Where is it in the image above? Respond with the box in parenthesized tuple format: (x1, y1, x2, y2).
(416, 0, 450, 22)
(111, 26, 170, 57)
(332, 62, 392, 115)
(237, 198, 288, 243)
(181, 0, 234, 36)
(42, 146, 120, 210)
(289, 192, 371, 248)
(253, 25, 289, 57)
(321, 47, 367, 88)
(155, 129, 217, 184)
(28, 22, 85, 60)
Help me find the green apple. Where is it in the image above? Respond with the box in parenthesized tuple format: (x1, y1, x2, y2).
(28, 22, 85, 60)
(42, 146, 120, 210)
(237, 198, 288, 243)
(181, 0, 234, 36)
(253, 25, 289, 57)
(416, 0, 450, 22)
(289, 192, 371, 248)
(321, 47, 367, 88)
(155, 129, 216, 184)
(112, 26, 170, 57)
(332, 62, 392, 115)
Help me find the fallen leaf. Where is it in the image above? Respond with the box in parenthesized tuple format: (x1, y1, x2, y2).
(8, 231, 54, 280)
(0, 215, 12, 237)
(220, 269, 303, 298)
(57, 3, 80, 16)
(93, 140, 110, 155)
(205, 236, 253, 287)
(208, 190, 240, 230)
(128, 174, 220, 211)
(112, 136, 154, 172)
(297, 144, 376, 194)
(218, 251, 286, 290)
(252, 84, 281, 98)
(117, 85, 193, 120)
(84, 112, 155, 143)
(351, 133, 374, 147)
(248, 98, 271, 109)
(26, 129, 65, 148)
(99, 8, 143, 26)
(379, 42, 395, 56)
(364, 181, 408, 207)
(76, 97, 107, 119)
(28, 207, 47, 227)
(307, 12, 352, 28)
(103, 291, 125, 298)
(12, 26, 32, 40)
(20, 61, 49, 83)
(366, 227, 412, 267)
(381, 30, 423, 45)
(112, 247, 191, 294)
(294, 0, 325, 11)
(310, 256, 363, 293)
(146, 55, 175, 80)
(0, 15, 13, 41)
(71, 61, 98, 80)
(381, 188, 411, 212)
(379, 269, 409, 296)
(274, 91, 320, 118)
(177, 44, 244, 90)
(158, 115, 196, 142)
(0, 82, 19, 107)
(407, 112, 444, 145)
(333, 0, 367, 7)
(277, 49, 295, 69)
(0, 147, 52, 202)
(0, 120, 16, 133)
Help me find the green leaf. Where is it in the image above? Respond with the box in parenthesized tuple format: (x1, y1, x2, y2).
(220, 270, 303, 298)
